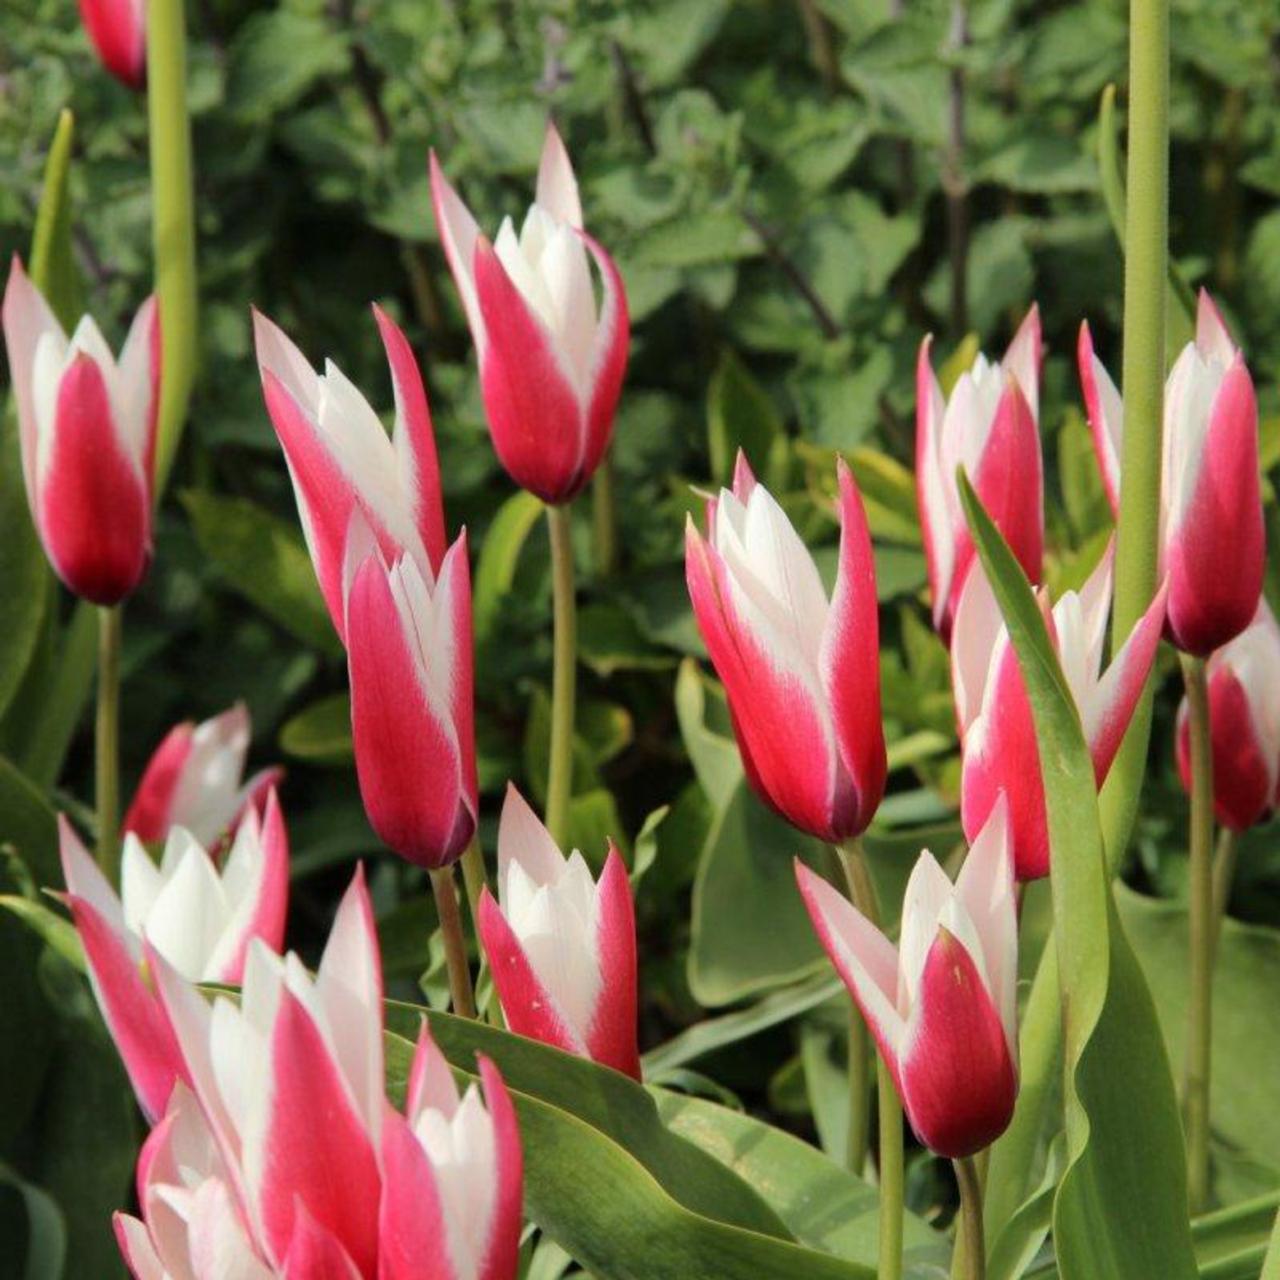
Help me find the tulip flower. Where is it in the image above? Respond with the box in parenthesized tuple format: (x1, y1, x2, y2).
(343, 515, 477, 869)
(59, 792, 288, 1121)
(952, 553, 1166, 880)
(1079, 291, 1262, 655)
(123, 703, 283, 847)
(79, 0, 146, 90)
(685, 454, 886, 844)
(916, 307, 1043, 642)
(796, 799, 1019, 1158)
(2, 257, 159, 605)
(430, 123, 629, 505)
(380, 1025, 523, 1280)
(253, 306, 447, 642)
(477, 785, 639, 1078)
(1176, 601, 1280, 833)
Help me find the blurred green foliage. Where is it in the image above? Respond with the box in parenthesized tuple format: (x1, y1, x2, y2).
(2, 0, 1280, 1272)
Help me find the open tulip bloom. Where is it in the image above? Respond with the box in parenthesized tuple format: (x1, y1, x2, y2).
(796, 799, 1019, 1159)
(342, 514, 477, 869)
(2, 256, 159, 605)
(79, 0, 146, 89)
(115, 869, 521, 1278)
(1176, 601, 1280, 833)
(123, 702, 284, 848)
(1079, 290, 1263, 656)
(253, 306, 447, 643)
(59, 793, 289, 1121)
(430, 123, 629, 505)
(478, 785, 639, 1078)
(916, 307, 1043, 642)
(952, 552, 1167, 881)
(685, 454, 886, 844)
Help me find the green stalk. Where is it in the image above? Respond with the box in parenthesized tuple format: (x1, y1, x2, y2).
(545, 503, 577, 846)
(460, 839, 487, 936)
(591, 459, 619, 579)
(836, 841, 873, 1174)
(1181, 654, 1215, 1212)
(838, 838, 904, 1280)
(953, 1156, 986, 1280)
(1210, 827, 1239, 959)
(429, 866, 476, 1019)
(147, 0, 198, 490)
(95, 606, 122, 884)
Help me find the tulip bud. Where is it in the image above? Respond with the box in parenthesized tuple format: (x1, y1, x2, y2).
(123, 702, 283, 847)
(953, 552, 1166, 881)
(916, 307, 1044, 641)
(797, 799, 1019, 1158)
(343, 515, 477, 869)
(1080, 291, 1263, 656)
(478, 785, 639, 1078)
(379, 1026, 523, 1280)
(253, 306, 447, 643)
(59, 793, 289, 1120)
(1176, 602, 1280, 833)
(431, 123, 629, 505)
(2, 257, 159, 604)
(79, 0, 146, 90)
(685, 454, 886, 843)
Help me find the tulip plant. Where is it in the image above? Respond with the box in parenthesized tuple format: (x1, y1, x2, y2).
(4, 0, 1280, 1278)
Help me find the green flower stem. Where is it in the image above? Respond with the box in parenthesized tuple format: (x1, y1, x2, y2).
(147, 0, 198, 491)
(591, 458, 619, 579)
(1210, 827, 1239, 959)
(95, 606, 122, 884)
(1181, 653, 1215, 1212)
(460, 839, 487, 937)
(839, 838, 904, 1280)
(545, 503, 577, 847)
(834, 842, 872, 1174)
(430, 866, 476, 1020)
(953, 1155, 986, 1280)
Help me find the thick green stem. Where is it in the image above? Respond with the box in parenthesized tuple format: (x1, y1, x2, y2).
(430, 866, 476, 1020)
(460, 839, 487, 937)
(1181, 654, 1215, 1212)
(95, 606, 122, 884)
(1210, 827, 1239, 959)
(838, 838, 903, 1280)
(147, 0, 198, 490)
(953, 1156, 986, 1280)
(591, 458, 619, 579)
(545, 503, 577, 846)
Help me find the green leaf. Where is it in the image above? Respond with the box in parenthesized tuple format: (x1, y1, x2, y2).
(473, 490, 544, 645)
(28, 109, 82, 331)
(579, 603, 675, 678)
(0, 1165, 66, 1280)
(707, 349, 784, 485)
(226, 11, 351, 122)
(182, 490, 341, 657)
(279, 693, 353, 766)
(674, 659, 742, 812)
(0, 899, 84, 973)
(0, 755, 59, 888)
(960, 473, 1198, 1280)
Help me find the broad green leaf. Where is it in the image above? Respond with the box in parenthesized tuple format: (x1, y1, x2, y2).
(473, 490, 544, 644)
(0, 755, 59, 888)
(182, 490, 341, 657)
(279, 693, 352, 766)
(655, 1092, 949, 1274)
(226, 11, 351, 122)
(28, 109, 82, 329)
(578, 603, 675, 678)
(0, 1165, 66, 1280)
(707, 349, 783, 484)
(960, 474, 1197, 1279)
(673, 659, 741, 812)
(0, 899, 84, 973)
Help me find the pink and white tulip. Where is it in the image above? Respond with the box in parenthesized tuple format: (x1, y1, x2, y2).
(916, 308, 1043, 642)
(430, 124, 629, 505)
(953, 554, 1166, 881)
(79, 0, 146, 90)
(1080, 291, 1262, 656)
(1176, 601, 1280, 833)
(2, 257, 159, 604)
(123, 703, 283, 847)
(685, 454, 886, 843)
(380, 1026, 523, 1280)
(59, 793, 289, 1121)
(796, 800, 1019, 1158)
(477, 785, 639, 1078)
(253, 307, 447, 643)
(343, 516, 477, 869)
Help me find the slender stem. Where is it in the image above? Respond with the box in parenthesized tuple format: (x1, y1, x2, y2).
(953, 1156, 986, 1280)
(95, 606, 122, 884)
(1210, 827, 1239, 959)
(430, 866, 476, 1019)
(591, 457, 618, 579)
(838, 838, 904, 1280)
(1181, 653, 1215, 1212)
(147, 0, 198, 492)
(545, 503, 577, 847)
(460, 839, 487, 936)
